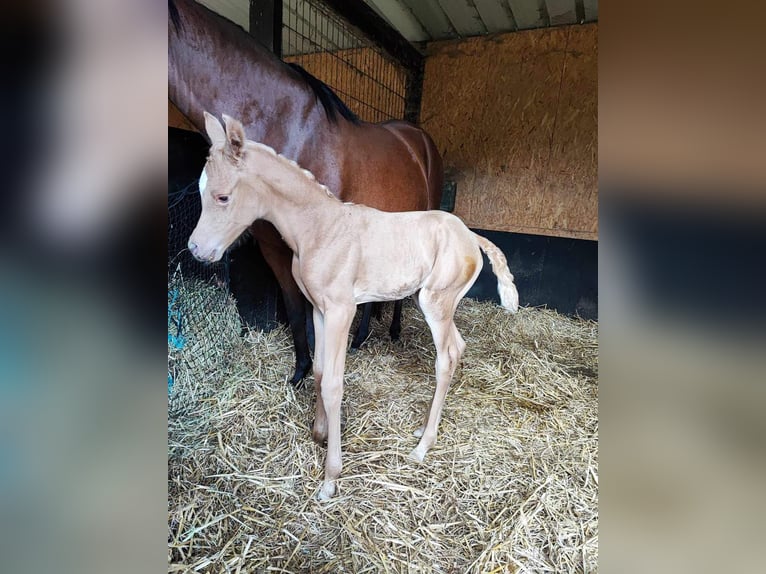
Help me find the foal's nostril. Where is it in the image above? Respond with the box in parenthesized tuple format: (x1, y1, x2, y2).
(188, 241, 198, 253)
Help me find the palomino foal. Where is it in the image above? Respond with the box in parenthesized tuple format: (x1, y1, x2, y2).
(189, 113, 519, 500)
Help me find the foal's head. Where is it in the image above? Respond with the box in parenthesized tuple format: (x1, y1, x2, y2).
(188, 112, 269, 262)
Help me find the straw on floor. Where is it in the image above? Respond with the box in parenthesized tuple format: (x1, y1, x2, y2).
(168, 296, 598, 573)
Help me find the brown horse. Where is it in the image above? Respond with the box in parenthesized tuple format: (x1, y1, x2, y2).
(169, 0, 443, 386)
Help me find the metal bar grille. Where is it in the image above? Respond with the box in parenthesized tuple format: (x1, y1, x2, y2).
(282, 0, 408, 123)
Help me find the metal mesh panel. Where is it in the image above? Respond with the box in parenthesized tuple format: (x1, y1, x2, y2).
(168, 177, 239, 398)
(282, 0, 408, 122)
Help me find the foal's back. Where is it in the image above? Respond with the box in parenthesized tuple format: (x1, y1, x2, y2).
(312, 205, 483, 304)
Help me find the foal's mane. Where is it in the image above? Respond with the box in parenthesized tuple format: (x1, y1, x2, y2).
(248, 141, 339, 202)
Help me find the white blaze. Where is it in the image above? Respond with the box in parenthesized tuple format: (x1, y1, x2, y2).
(199, 169, 208, 195)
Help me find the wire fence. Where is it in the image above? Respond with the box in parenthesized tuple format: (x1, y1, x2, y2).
(167, 181, 239, 397)
(282, 0, 408, 123)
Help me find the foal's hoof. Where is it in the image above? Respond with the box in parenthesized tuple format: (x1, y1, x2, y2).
(311, 425, 328, 447)
(317, 480, 336, 500)
(408, 447, 426, 463)
(413, 426, 425, 438)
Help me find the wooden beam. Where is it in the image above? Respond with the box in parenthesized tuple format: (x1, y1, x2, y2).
(250, 0, 282, 55)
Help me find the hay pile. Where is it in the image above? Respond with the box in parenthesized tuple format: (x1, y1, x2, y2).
(168, 298, 598, 573)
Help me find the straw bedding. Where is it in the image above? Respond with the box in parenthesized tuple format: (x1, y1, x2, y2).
(168, 296, 598, 573)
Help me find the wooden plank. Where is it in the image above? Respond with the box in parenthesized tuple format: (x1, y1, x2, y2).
(583, 0, 597, 21)
(250, 0, 281, 55)
(506, 0, 544, 29)
(365, 0, 429, 42)
(168, 100, 198, 132)
(420, 23, 598, 239)
(408, 0, 456, 40)
(544, 0, 577, 25)
(469, 27, 568, 233)
(438, 0, 487, 37)
(473, 0, 515, 33)
(538, 24, 597, 235)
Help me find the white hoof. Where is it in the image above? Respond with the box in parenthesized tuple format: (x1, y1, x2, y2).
(317, 480, 336, 501)
(408, 447, 426, 463)
(413, 426, 425, 438)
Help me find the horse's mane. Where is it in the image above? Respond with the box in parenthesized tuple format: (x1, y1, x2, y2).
(287, 63, 360, 125)
(168, 0, 181, 31)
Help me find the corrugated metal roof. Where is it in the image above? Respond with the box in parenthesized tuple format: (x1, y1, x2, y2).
(363, 0, 597, 42)
(199, 0, 598, 50)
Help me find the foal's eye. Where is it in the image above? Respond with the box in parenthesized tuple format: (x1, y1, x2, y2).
(217, 195, 230, 205)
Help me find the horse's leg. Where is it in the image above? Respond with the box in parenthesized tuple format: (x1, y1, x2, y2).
(305, 299, 315, 352)
(311, 307, 327, 445)
(317, 304, 355, 500)
(350, 303, 373, 351)
(389, 299, 403, 342)
(410, 291, 465, 463)
(255, 228, 312, 386)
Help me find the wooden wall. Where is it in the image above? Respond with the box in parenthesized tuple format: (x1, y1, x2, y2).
(169, 100, 196, 132)
(420, 23, 598, 240)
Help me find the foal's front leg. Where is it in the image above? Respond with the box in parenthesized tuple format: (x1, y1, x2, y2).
(311, 307, 327, 445)
(317, 304, 355, 500)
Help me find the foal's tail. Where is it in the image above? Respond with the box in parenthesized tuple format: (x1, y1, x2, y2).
(473, 233, 520, 313)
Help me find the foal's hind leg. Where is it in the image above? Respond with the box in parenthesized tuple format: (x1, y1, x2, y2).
(410, 292, 466, 462)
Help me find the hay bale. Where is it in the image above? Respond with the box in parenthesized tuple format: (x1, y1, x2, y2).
(168, 298, 598, 573)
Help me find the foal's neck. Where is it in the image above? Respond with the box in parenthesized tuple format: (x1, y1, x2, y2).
(246, 147, 343, 253)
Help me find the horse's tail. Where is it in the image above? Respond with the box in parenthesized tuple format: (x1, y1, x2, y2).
(473, 232, 519, 313)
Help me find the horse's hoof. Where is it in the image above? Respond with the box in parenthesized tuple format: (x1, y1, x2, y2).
(413, 426, 425, 438)
(389, 330, 401, 342)
(289, 362, 312, 388)
(317, 481, 336, 500)
(348, 345, 359, 355)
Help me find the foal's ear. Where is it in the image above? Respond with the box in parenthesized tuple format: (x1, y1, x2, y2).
(204, 111, 226, 148)
(222, 114, 246, 159)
